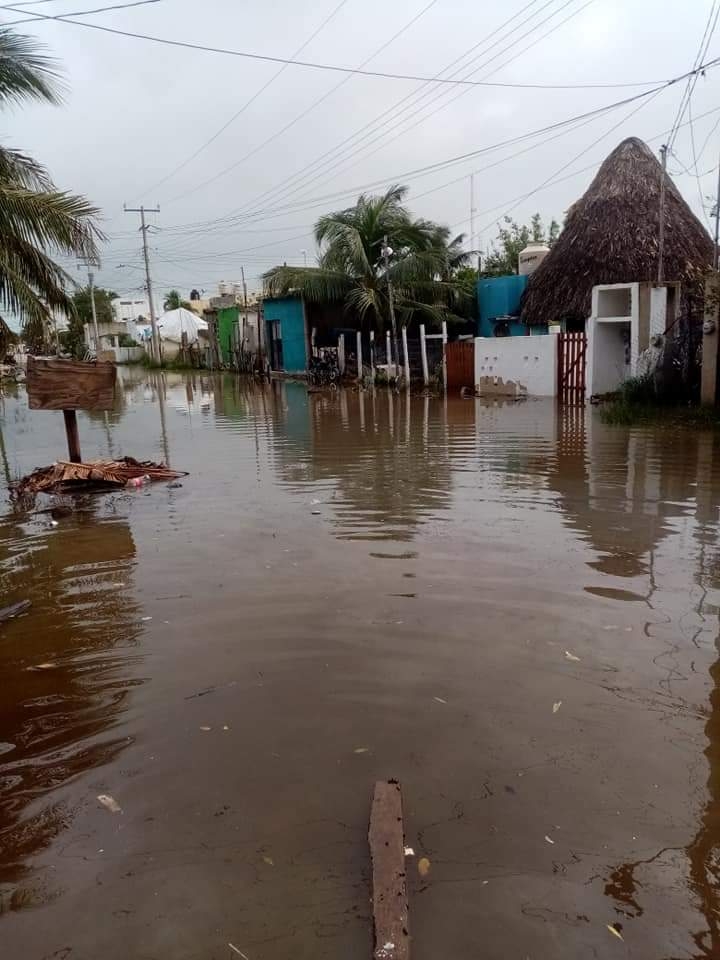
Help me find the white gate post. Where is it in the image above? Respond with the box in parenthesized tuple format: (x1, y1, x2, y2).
(369, 330, 375, 382)
(419, 324, 429, 385)
(441, 320, 448, 392)
(338, 333, 345, 375)
(356, 329, 363, 381)
(386, 331, 391, 376)
(401, 325, 410, 387)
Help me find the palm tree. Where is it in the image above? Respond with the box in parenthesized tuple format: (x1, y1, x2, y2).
(263, 186, 473, 351)
(0, 29, 102, 349)
(163, 289, 191, 311)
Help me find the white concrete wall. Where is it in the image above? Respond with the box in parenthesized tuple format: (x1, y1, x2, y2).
(474, 335, 558, 396)
(587, 319, 631, 396)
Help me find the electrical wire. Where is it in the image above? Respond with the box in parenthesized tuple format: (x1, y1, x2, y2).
(133, 0, 356, 199)
(667, 0, 719, 151)
(235, 0, 596, 222)
(2, 2, 668, 90)
(161, 0, 445, 204)
(106, 53, 720, 260)
(205, 0, 581, 216)
(3, 0, 160, 24)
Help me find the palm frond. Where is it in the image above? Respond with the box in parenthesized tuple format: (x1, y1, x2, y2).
(0, 185, 102, 260)
(0, 29, 64, 106)
(0, 146, 52, 190)
(263, 265, 351, 303)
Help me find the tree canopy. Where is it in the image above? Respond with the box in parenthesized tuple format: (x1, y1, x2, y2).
(163, 289, 191, 311)
(481, 213, 560, 278)
(0, 28, 102, 350)
(263, 185, 473, 332)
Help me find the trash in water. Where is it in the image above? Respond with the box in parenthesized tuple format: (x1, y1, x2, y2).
(223, 725, 229, 731)
(28, 662, 58, 671)
(606, 923, 624, 941)
(11, 457, 188, 500)
(354, 747, 369, 754)
(311, 510, 321, 515)
(0, 599, 31, 623)
(553, 701, 562, 714)
(418, 857, 431, 877)
(311, 498, 321, 505)
(433, 696, 447, 704)
(544, 835, 555, 844)
(564, 651, 581, 662)
(97, 794, 121, 813)
(50, 519, 59, 527)
(228, 945, 249, 960)
(377, 943, 395, 958)
(262, 856, 274, 867)
(141, 616, 152, 622)
(200, 726, 212, 732)
(404, 846, 415, 856)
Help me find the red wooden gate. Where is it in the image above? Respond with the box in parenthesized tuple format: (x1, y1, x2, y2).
(446, 340, 474, 389)
(558, 332, 587, 404)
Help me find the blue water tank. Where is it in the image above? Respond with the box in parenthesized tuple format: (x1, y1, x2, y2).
(476, 275, 528, 337)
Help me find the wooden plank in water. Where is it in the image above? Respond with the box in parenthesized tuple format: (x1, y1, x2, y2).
(369, 780, 409, 960)
(27, 356, 116, 411)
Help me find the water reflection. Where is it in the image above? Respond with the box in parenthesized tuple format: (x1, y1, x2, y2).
(0, 503, 141, 909)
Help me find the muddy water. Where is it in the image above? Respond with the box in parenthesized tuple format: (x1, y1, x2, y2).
(2, 372, 720, 959)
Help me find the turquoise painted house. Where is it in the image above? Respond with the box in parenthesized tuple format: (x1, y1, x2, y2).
(476, 275, 549, 337)
(263, 296, 308, 375)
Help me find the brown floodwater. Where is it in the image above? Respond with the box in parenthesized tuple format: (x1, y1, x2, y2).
(2, 370, 720, 959)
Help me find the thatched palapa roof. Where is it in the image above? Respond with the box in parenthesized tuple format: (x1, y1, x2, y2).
(522, 137, 714, 326)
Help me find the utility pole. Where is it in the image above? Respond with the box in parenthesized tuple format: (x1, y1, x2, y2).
(78, 258, 101, 354)
(714, 153, 720, 271)
(658, 144, 668, 283)
(470, 173, 476, 255)
(124, 204, 160, 359)
(382, 235, 398, 375)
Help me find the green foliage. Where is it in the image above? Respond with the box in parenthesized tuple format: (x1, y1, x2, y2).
(0, 28, 102, 350)
(163, 289, 191, 311)
(264, 184, 473, 331)
(481, 214, 560, 278)
(598, 374, 719, 427)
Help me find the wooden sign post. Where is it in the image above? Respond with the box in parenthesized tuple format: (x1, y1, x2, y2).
(26, 356, 116, 463)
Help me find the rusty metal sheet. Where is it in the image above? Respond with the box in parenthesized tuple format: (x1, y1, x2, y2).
(27, 356, 116, 411)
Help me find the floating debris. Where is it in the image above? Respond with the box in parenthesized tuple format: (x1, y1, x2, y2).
(262, 856, 274, 867)
(11, 457, 187, 500)
(553, 701, 562, 714)
(433, 696, 447, 704)
(28, 662, 58, 671)
(354, 747, 370, 754)
(606, 923, 624, 941)
(228, 945, 249, 960)
(564, 651, 581, 662)
(418, 857, 431, 877)
(0, 600, 31, 623)
(404, 846, 415, 857)
(199, 726, 212, 732)
(544, 835, 555, 845)
(97, 794, 121, 813)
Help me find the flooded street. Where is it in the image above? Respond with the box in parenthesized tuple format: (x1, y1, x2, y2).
(2, 371, 720, 959)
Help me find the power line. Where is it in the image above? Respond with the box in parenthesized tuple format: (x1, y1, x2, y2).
(194, 58, 720, 228)
(162, 0, 444, 204)
(134, 0, 356, 198)
(239, 0, 596, 223)
(667, 0, 719, 151)
(108, 55, 720, 252)
(214, 0, 584, 217)
(2, 2, 668, 90)
(3, 0, 160, 25)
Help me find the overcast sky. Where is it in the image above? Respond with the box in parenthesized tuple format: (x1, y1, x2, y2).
(3, 0, 719, 302)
